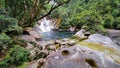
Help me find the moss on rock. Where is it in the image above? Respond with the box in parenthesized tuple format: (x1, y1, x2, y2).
(78, 41, 120, 64)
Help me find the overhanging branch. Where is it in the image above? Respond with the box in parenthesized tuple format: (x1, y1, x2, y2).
(34, 0, 70, 22)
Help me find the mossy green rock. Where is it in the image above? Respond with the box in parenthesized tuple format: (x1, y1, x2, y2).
(42, 45, 120, 68)
(42, 34, 120, 68)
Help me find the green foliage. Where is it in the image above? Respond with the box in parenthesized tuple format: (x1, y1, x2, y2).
(0, 45, 29, 67)
(0, 1, 71, 68)
(0, 15, 21, 32)
(13, 38, 27, 47)
(0, 9, 28, 68)
(0, 9, 22, 33)
(8, 45, 29, 65)
(114, 17, 120, 29)
(0, 59, 9, 68)
(0, 33, 12, 53)
(17, 62, 28, 68)
(51, 0, 120, 32)
(4, 0, 70, 27)
(0, 33, 12, 47)
(0, 0, 5, 8)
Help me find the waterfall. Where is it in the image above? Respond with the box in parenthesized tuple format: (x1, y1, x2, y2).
(37, 17, 61, 33)
(38, 17, 52, 32)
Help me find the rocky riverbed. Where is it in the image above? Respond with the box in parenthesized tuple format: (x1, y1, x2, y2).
(19, 28, 120, 68)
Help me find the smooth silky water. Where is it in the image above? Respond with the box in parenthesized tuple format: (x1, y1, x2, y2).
(40, 31, 75, 41)
(38, 17, 75, 41)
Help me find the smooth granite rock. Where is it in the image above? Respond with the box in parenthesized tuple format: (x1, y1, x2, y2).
(42, 45, 120, 68)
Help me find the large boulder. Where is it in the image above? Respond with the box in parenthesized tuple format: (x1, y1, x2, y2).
(106, 29, 120, 46)
(23, 27, 42, 39)
(84, 33, 120, 50)
(41, 45, 120, 68)
(20, 35, 36, 42)
(74, 29, 91, 39)
(75, 29, 86, 38)
(29, 31, 41, 39)
(26, 33, 120, 68)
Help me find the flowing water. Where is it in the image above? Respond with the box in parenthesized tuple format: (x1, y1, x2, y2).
(40, 31, 75, 41)
(38, 17, 55, 32)
(38, 17, 75, 41)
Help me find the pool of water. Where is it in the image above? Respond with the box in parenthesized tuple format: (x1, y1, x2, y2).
(40, 31, 75, 41)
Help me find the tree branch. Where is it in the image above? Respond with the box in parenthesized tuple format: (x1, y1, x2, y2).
(34, 0, 70, 22)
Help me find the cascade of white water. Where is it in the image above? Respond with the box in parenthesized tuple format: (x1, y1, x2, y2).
(38, 17, 55, 32)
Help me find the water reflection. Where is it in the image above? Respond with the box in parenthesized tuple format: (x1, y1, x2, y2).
(40, 31, 75, 41)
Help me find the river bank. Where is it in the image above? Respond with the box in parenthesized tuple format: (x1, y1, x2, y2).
(20, 28, 120, 68)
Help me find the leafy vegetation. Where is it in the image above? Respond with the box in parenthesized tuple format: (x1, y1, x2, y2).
(0, 0, 120, 67)
(0, 9, 22, 34)
(0, 45, 29, 68)
(0, 33, 12, 46)
(4, 0, 70, 27)
(0, 0, 70, 67)
(50, 0, 120, 32)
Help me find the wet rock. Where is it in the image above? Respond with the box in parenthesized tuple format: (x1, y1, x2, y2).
(26, 43, 34, 50)
(55, 39, 76, 49)
(87, 34, 115, 45)
(84, 32, 91, 37)
(42, 46, 89, 68)
(106, 29, 120, 45)
(42, 45, 120, 68)
(29, 49, 37, 60)
(46, 40, 55, 46)
(106, 29, 120, 38)
(34, 47, 41, 54)
(55, 40, 62, 44)
(75, 29, 87, 38)
(56, 39, 76, 47)
(55, 39, 68, 45)
(23, 27, 41, 39)
(37, 41, 46, 50)
(37, 58, 46, 68)
(69, 26, 76, 32)
(54, 44, 60, 49)
(85, 33, 120, 50)
(68, 40, 76, 46)
(37, 40, 56, 50)
(29, 47, 43, 60)
(38, 50, 49, 58)
(23, 27, 33, 35)
(113, 37, 120, 46)
(27, 58, 46, 68)
(36, 44, 43, 50)
(62, 38, 70, 41)
(45, 45, 56, 50)
(29, 31, 41, 39)
(60, 41, 68, 45)
(20, 35, 36, 42)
